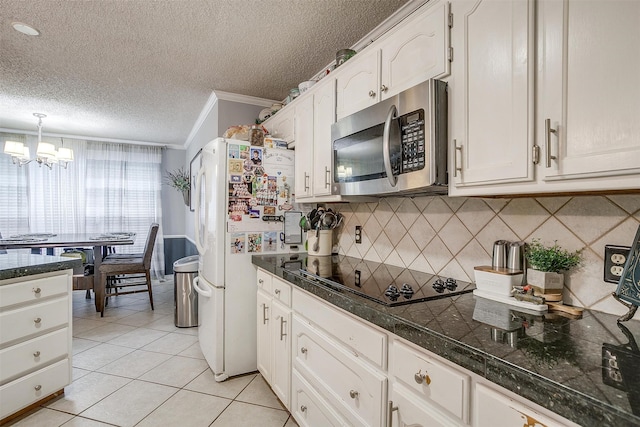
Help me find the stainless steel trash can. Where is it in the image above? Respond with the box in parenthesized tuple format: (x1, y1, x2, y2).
(174, 255, 199, 327)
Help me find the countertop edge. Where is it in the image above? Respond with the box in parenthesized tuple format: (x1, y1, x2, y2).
(0, 254, 82, 281)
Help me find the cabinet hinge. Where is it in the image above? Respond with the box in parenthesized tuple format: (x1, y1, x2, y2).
(448, 11, 453, 28)
(448, 47, 453, 62)
(532, 145, 540, 165)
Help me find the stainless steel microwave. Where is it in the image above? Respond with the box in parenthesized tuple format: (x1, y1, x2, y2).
(331, 79, 448, 197)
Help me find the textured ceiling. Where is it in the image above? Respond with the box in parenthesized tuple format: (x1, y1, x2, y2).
(0, 0, 408, 147)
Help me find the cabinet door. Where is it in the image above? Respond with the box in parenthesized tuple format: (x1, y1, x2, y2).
(389, 384, 453, 427)
(312, 79, 336, 196)
(271, 300, 291, 410)
(539, 0, 640, 181)
(449, 0, 535, 192)
(335, 49, 380, 120)
(379, 0, 451, 99)
(474, 383, 570, 427)
(256, 290, 271, 382)
(265, 108, 295, 142)
(294, 95, 314, 199)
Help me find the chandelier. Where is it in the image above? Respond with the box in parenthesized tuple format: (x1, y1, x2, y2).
(3, 113, 74, 169)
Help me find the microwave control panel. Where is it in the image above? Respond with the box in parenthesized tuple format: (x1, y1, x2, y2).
(399, 109, 425, 173)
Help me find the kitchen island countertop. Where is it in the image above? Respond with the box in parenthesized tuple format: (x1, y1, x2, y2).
(0, 253, 81, 281)
(253, 253, 640, 427)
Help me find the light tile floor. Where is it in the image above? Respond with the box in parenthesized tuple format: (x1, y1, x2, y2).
(7, 279, 298, 427)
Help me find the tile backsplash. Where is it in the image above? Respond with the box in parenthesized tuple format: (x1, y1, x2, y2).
(329, 194, 640, 316)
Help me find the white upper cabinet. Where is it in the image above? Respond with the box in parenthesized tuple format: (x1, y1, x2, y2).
(336, 0, 450, 121)
(378, 0, 451, 98)
(294, 95, 314, 199)
(538, 0, 640, 182)
(264, 107, 295, 143)
(449, 0, 535, 193)
(312, 79, 337, 197)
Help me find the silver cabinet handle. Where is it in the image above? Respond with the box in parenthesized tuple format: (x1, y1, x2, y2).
(300, 405, 307, 413)
(301, 347, 307, 354)
(258, 279, 264, 284)
(279, 317, 287, 341)
(453, 140, 462, 177)
(34, 317, 42, 324)
(33, 287, 42, 294)
(414, 370, 431, 385)
(368, 90, 376, 98)
(381, 85, 388, 93)
(274, 288, 280, 295)
(382, 104, 398, 187)
(387, 400, 399, 427)
(545, 118, 558, 168)
(349, 390, 359, 399)
(33, 351, 41, 358)
(304, 173, 310, 191)
(325, 166, 330, 189)
(34, 385, 42, 391)
(262, 304, 268, 325)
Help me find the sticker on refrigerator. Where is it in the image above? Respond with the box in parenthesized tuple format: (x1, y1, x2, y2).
(239, 145, 250, 159)
(264, 231, 278, 252)
(250, 148, 263, 166)
(229, 199, 249, 221)
(229, 182, 252, 198)
(229, 144, 239, 159)
(230, 233, 245, 254)
(230, 175, 242, 183)
(247, 233, 262, 253)
(229, 159, 243, 174)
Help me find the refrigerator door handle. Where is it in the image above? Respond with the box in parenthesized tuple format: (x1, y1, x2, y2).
(194, 166, 208, 254)
(192, 277, 212, 298)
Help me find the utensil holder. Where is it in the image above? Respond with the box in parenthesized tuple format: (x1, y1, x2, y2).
(307, 230, 332, 256)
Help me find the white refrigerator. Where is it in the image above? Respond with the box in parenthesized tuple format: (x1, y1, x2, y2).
(192, 137, 296, 382)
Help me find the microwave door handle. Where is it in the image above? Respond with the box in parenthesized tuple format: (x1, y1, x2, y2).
(383, 104, 398, 187)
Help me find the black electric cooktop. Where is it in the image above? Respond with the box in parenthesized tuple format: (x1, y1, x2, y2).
(299, 255, 475, 307)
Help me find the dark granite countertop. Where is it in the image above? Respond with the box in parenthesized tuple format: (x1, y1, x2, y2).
(253, 253, 640, 427)
(0, 253, 81, 281)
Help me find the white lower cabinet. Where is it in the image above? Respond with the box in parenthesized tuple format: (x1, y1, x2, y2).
(474, 383, 574, 427)
(255, 270, 292, 410)
(0, 270, 73, 421)
(291, 369, 347, 427)
(389, 383, 453, 427)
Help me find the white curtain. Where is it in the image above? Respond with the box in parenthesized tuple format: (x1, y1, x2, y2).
(0, 133, 165, 278)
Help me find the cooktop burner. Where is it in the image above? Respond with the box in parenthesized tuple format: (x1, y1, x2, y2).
(299, 255, 475, 306)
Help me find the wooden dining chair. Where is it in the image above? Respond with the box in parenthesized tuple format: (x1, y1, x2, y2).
(97, 223, 159, 316)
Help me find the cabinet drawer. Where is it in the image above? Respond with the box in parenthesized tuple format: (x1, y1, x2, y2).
(475, 383, 572, 427)
(291, 369, 346, 427)
(0, 274, 69, 309)
(389, 383, 454, 427)
(293, 316, 386, 427)
(257, 269, 272, 293)
(272, 277, 291, 307)
(0, 358, 70, 419)
(391, 339, 469, 423)
(0, 297, 69, 345)
(293, 289, 387, 369)
(0, 328, 69, 384)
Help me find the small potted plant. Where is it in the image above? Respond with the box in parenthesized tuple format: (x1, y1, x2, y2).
(164, 167, 191, 206)
(525, 239, 583, 294)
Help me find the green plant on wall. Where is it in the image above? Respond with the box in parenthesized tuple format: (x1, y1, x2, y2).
(525, 239, 583, 273)
(164, 167, 190, 192)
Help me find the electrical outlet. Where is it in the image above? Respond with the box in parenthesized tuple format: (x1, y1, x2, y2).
(604, 245, 631, 283)
(355, 226, 362, 244)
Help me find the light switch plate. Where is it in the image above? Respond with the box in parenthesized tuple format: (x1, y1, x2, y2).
(355, 226, 362, 244)
(604, 245, 631, 283)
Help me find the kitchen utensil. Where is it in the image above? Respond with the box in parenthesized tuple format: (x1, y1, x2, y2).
(336, 48, 356, 67)
(492, 240, 510, 269)
(547, 301, 584, 318)
(298, 80, 316, 93)
(507, 241, 525, 271)
(321, 211, 337, 229)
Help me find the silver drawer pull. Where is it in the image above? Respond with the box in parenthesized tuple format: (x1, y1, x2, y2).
(414, 370, 431, 385)
(369, 90, 376, 98)
(380, 84, 388, 93)
(33, 351, 41, 358)
(33, 287, 42, 294)
(274, 289, 280, 295)
(258, 279, 264, 284)
(349, 390, 359, 399)
(34, 317, 42, 324)
(301, 347, 307, 354)
(34, 385, 42, 391)
(300, 405, 307, 413)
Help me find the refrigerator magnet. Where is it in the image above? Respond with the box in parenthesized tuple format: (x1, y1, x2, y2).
(247, 233, 262, 253)
(229, 159, 243, 174)
(229, 144, 239, 159)
(239, 145, 250, 159)
(230, 233, 245, 254)
(264, 231, 278, 252)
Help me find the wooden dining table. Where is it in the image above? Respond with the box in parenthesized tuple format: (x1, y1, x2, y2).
(0, 233, 136, 313)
